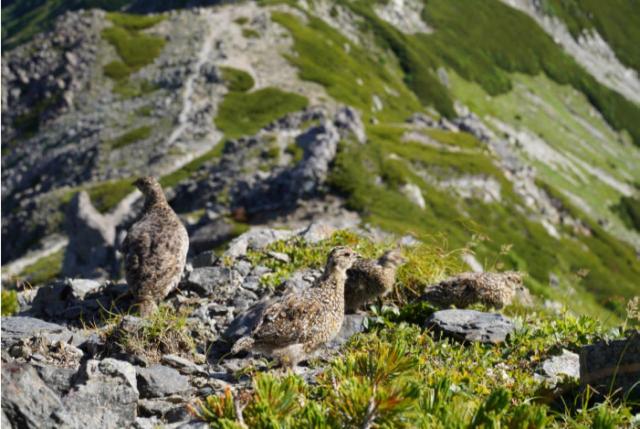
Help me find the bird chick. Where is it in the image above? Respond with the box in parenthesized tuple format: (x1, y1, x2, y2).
(231, 246, 358, 368)
(344, 248, 406, 313)
(422, 271, 525, 309)
(122, 177, 189, 317)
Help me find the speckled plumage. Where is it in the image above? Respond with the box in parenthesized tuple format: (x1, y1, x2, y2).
(345, 248, 405, 313)
(231, 247, 358, 367)
(422, 271, 524, 309)
(122, 177, 189, 316)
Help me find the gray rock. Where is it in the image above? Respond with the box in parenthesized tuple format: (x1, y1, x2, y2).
(161, 354, 207, 376)
(280, 268, 322, 293)
(190, 217, 237, 254)
(65, 278, 102, 299)
(138, 398, 190, 422)
(580, 333, 640, 399)
(34, 364, 78, 395)
(426, 310, 514, 344)
(334, 106, 366, 144)
(175, 421, 210, 429)
(225, 227, 294, 258)
(267, 251, 290, 263)
(137, 365, 191, 398)
(1, 362, 74, 429)
(536, 349, 580, 386)
(2, 410, 12, 429)
(63, 358, 139, 429)
(186, 266, 242, 297)
(327, 314, 367, 348)
(1, 316, 83, 347)
(298, 222, 336, 243)
(191, 250, 218, 268)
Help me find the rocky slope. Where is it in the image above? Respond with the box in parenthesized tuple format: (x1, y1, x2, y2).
(2, 228, 639, 428)
(2, 0, 639, 336)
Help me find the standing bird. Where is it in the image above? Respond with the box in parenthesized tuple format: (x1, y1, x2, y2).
(122, 177, 189, 316)
(344, 248, 406, 313)
(231, 246, 358, 368)
(421, 271, 526, 309)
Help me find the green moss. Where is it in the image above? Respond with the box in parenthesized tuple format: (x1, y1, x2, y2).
(1, 289, 19, 316)
(220, 66, 255, 92)
(242, 28, 260, 39)
(135, 105, 154, 117)
(611, 196, 640, 232)
(113, 79, 158, 99)
(109, 125, 152, 149)
(103, 60, 131, 80)
(285, 142, 304, 163)
(101, 12, 165, 94)
(18, 249, 64, 286)
(234, 16, 249, 25)
(13, 94, 61, 139)
(102, 26, 165, 71)
(85, 179, 135, 213)
(106, 11, 165, 31)
(215, 87, 308, 139)
(159, 142, 226, 189)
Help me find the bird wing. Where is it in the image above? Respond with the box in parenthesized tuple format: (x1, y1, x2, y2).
(252, 291, 324, 346)
(124, 212, 187, 296)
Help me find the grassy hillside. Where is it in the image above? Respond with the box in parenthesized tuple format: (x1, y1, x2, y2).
(268, 5, 640, 320)
(541, 0, 640, 73)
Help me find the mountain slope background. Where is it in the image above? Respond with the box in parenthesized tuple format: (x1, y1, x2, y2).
(2, 0, 639, 321)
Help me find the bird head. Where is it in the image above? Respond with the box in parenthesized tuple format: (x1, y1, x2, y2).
(133, 176, 165, 204)
(504, 271, 524, 286)
(379, 247, 407, 268)
(326, 246, 358, 271)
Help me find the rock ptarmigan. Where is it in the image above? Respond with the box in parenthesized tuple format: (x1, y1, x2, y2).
(422, 271, 526, 309)
(122, 177, 189, 316)
(231, 246, 358, 368)
(344, 248, 406, 313)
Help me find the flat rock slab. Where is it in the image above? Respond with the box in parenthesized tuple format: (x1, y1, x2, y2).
(1, 316, 84, 347)
(426, 309, 514, 344)
(137, 365, 191, 398)
(580, 333, 640, 399)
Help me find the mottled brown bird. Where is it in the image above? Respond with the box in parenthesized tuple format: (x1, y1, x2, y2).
(422, 271, 526, 309)
(122, 177, 189, 316)
(231, 246, 358, 367)
(344, 248, 406, 313)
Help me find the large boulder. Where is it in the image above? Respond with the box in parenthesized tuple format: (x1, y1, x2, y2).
(224, 227, 294, 259)
(1, 362, 75, 429)
(136, 365, 191, 398)
(62, 358, 139, 429)
(1, 316, 83, 348)
(580, 333, 640, 399)
(426, 309, 515, 344)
